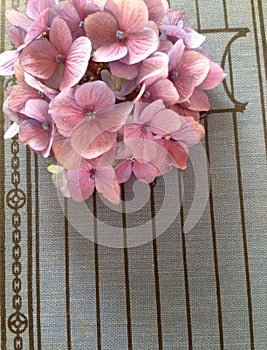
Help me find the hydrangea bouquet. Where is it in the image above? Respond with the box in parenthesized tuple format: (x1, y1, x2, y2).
(0, 0, 226, 204)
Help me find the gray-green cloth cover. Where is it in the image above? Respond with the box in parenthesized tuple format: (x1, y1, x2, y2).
(0, 0, 266, 349)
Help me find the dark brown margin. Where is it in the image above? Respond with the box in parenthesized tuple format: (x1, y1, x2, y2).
(34, 154, 42, 350)
(0, 1, 7, 348)
(26, 150, 34, 350)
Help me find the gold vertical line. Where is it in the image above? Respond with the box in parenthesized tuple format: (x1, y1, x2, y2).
(232, 111, 255, 350)
(250, 0, 267, 152)
(64, 199, 72, 349)
(257, 0, 267, 81)
(121, 185, 133, 350)
(149, 183, 163, 350)
(93, 193, 101, 350)
(34, 155, 42, 350)
(195, 0, 201, 31)
(26, 150, 34, 350)
(177, 172, 192, 350)
(0, 0, 6, 348)
(222, 0, 229, 28)
(222, 1, 235, 99)
(196, 2, 224, 348)
(222, 2, 255, 347)
(204, 119, 224, 350)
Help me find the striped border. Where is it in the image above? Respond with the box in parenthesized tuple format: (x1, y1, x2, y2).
(0, 1, 6, 349)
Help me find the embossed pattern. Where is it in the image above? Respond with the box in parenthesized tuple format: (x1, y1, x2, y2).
(0, 0, 266, 349)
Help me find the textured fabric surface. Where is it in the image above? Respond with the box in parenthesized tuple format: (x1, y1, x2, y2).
(0, 0, 266, 349)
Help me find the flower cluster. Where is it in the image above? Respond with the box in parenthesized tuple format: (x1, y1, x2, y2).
(0, 0, 226, 204)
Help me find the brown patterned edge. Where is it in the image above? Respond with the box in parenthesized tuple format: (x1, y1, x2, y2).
(0, 0, 7, 348)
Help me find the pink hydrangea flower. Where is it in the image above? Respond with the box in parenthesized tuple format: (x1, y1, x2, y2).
(8, 80, 45, 113)
(50, 80, 133, 159)
(115, 143, 157, 183)
(0, 0, 58, 75)
(124, 100, 182, 161)
(160, 8, 206, 49)
(20, 17, 92, 90)
(0, 0, 226, 205)
(84, 0, 159, 64)
(19, 99, 55, 158)
(168, 39, 210, 103)
(136, 78, 179, 106)
(153, 115, 205, 172)
(143, 0, 169, 24)
(66, 159, 120, 203)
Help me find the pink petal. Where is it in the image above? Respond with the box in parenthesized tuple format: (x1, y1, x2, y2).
(84, 11, 118, 49)
(14, 59, 25, 81)
(66, 166, 95, 202)
(4, 122, 20, 139)
(160, 8, 188, 26)
(167, 140, 188, 170)
(133, 161, 157, 183)
(151, 140, 173, 175)
(3, 100, 20, 122)
(95, 165, 120, 204)
(92, 0, 107, 10)
(109, 61, 139, 80)
(95, 102, 133, 132)
(74, 81, 115, 111)
(150, 108, 182, 135)
(158, 37, 173, 54)
(187, 89, 211, 112)
(6, 25, 26, 48)
(52, 133, 83, 169)
(61, 36, 92, 90)
(138, 99, 165, 123)
(5, 9, 32, 29)
(24, 8, 50, 43)
(49, 17, 72, 55)
(49, 88, 84, 137)
(124, 127, 157, 162)
(143, 0, 169, 24)
(44, 63, 64, 90)
(48, 2, 81, 32)
(134, 100, 165, 124)
(26, 0, 56, 19)
(116, 142, 133, 159)
(20, 38, 57, 79)
(184, 29, 206, 49)
(117, 79, 137, 99)
(105, 0, 148, 33)
(94, 145, 117, 166)
(170, 104, 200, 121)
(24, 99, 50, 123)
(0, 50, 20, 75)
(8, 81, 41, 113)
(173, 51, 210, 102)
(146, 78, 179, 106)
(19, 119, 50, 151)
(115, 160, 132, 184)
(198, 61, 226, 90)
(132, 101, 152, 122)
(168, 39, 185, 71)
(122, 28, 159, 64)
(172, 117, 205, 146)
(68, 0, 99, 19)
(71, 120, 117, 158)
(138, 52, 169, 84)
(93, 42, 128, 62)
